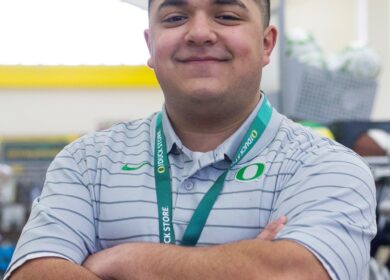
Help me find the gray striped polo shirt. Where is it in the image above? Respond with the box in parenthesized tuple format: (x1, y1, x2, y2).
(5, 97, 376, 280)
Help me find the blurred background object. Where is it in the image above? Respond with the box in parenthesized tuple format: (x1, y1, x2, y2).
(0, 164, 15, 205)
(121, 0, 147, 10)
(0, 0, 389, 277)
(286, 29, 382, 79)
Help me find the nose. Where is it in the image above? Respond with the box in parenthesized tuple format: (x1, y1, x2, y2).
(184, 13, 217, 46)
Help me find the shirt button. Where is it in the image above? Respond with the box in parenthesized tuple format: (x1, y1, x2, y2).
(184, 180, 194, 191)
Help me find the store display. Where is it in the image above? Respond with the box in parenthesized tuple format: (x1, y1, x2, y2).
(286, 29, 381, 79)
(338, 42, 382, 79)
(0, 204, 26, 232)
(0, 135, 79, 249)
(0, 164, 15, 205)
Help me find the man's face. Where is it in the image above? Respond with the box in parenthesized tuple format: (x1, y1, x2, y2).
(145, 0, 276, 105)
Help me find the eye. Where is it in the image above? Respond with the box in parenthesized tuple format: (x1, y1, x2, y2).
(216, 14, 240, 21)
(215, 13, 242, 25)
(163, 14, 187, 24)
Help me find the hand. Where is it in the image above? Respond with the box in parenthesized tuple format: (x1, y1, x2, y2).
(257, 216, 287, 241)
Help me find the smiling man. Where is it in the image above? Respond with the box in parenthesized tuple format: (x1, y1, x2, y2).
(5, 0, 376, 279)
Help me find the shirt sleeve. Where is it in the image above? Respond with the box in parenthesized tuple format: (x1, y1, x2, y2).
(271, 149, 377, 280)
(4, 146, 97, 279)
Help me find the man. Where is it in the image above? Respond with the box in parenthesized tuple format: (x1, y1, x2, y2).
(5, 0, 376, 279)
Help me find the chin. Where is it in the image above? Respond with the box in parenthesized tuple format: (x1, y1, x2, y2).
(181, 81, 225, 98)
(186, 88, 225, 103)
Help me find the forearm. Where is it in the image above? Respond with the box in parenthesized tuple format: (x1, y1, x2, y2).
(132, 240, 327, 280)
(137, 241, 268, 280)
(83, 217, 328, 280)
(10, 257, 101, 280)
(89, 239, 329, 280)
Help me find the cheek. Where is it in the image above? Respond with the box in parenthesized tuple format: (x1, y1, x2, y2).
(152, 34, 180, 68)
(228, 29, 263, 64)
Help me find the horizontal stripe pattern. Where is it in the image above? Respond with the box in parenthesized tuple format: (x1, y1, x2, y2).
(5, 105, 376, 280)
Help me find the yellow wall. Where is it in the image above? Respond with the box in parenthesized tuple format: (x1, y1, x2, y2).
(0, 66, 164, 135)
(0, 88, 164, 135)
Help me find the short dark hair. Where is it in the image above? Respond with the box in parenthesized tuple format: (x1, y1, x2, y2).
(258, 0, 271, 27)
(148, 0, 271, 27)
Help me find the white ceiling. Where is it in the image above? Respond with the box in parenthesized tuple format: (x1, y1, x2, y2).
(0, 0, 149, 65)
(121, 0, 147, 10)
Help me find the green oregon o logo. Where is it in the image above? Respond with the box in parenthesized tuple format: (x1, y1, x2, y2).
(251, 130, 258, 138)
(235, 163, 265, 182)
(158, 166, 166, 174)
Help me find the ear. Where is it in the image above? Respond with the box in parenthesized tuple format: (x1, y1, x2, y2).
(144, 29, 154, 69)
(262, 25, 278, 67)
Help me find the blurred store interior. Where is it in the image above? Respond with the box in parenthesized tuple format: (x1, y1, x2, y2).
(0, 0, 389, 276)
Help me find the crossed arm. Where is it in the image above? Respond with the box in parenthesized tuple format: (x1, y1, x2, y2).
(9, 216, 329, 280)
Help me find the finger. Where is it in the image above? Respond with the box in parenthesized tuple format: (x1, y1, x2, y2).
(257, 216, 288, 240)
(257, 225, 278, 240)
(265, 220, 279, 231)
(267, 216, 287, 231)
(278, 215, 288, 225)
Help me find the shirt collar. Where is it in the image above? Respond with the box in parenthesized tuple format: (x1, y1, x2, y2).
(219, 94, 266, 162)
(160, 93, 283, 163)
(161, 106, 184, 155)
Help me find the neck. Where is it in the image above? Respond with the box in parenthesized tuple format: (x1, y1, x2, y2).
(165, 95, 261, 152)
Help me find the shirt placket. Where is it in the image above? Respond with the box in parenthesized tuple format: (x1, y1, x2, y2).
(169, 149, 227, 243)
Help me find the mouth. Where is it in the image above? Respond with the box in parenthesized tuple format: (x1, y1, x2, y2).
(177, 56, 229, 63)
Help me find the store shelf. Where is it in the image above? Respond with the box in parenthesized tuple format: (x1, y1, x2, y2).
(364, 156, 390, 181)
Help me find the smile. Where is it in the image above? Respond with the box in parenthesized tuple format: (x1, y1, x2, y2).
(177, 57, 229, 64)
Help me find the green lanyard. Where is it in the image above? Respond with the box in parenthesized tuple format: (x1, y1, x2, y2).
(154, 97, 273, 246)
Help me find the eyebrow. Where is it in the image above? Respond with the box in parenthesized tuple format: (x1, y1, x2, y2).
(213, 0, 248, 10)
(158, 0, 187, 11)
(158, 0, 248, 11)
